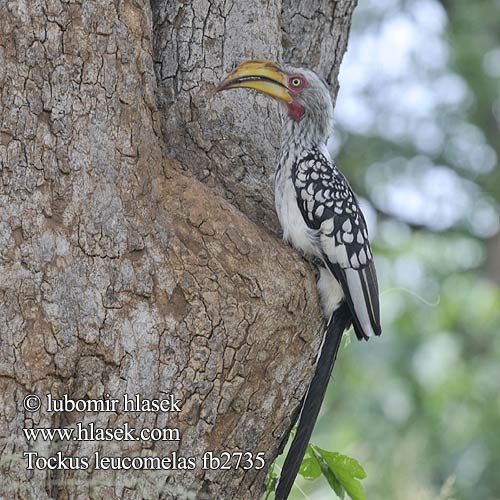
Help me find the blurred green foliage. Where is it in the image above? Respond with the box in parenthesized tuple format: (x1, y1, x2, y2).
(447, 0, 500, 199)
(282, 1, 500, 499)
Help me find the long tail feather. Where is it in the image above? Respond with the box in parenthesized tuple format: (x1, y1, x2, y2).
(275, 302, 352, 500)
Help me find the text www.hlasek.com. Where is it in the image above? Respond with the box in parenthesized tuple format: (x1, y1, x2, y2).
(23, 422, 179, 443)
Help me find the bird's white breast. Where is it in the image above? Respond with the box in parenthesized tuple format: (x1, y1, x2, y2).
(275, 168, 321, 259)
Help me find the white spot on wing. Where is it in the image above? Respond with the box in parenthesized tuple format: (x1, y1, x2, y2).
(321, 219, 334, 233)
(358, 248, 367, 265)
(350, 253, 359, 267)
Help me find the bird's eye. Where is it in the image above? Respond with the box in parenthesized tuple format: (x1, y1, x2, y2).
(290, 76, 303, 89)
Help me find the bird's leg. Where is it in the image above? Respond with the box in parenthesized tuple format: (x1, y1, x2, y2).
(308, 256, 324, 276)
(293, 246, 324, 270)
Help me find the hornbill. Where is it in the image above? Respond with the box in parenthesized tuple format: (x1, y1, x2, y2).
(217, 60, 381, 500)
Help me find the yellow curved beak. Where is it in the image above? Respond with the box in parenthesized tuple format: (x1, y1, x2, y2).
(217, 59, 292, 104)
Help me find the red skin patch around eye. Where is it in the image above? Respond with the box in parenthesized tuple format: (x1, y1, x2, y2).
(286, 75, 307, 121)
(288, 101, 305, 121)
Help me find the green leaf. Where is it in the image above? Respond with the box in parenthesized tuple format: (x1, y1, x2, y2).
(311, 446, 367, 500)
(313, 450, 346, 499)
(298, 444, 322, 481)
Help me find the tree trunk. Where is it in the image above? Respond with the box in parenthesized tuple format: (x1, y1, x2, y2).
(0, 1, 355, 499)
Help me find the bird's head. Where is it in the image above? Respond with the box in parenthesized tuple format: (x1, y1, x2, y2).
(217, 59, 333, 144)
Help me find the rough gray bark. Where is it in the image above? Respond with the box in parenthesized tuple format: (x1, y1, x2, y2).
(281, 0, 358, 101)
(152, 0, 284, 232)
(0, 0, 356, 499)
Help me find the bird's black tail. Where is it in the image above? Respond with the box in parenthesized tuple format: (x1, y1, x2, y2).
(275, 301, 352, 500)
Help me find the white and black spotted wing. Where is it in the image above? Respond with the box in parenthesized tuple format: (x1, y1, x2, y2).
(293, 150, 381, 340)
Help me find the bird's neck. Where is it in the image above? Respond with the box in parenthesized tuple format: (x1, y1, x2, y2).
(280, 110, 332, 161)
